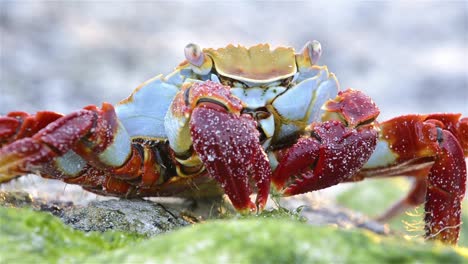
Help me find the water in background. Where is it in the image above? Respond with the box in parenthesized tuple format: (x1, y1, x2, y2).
(0, 1, 467, 201)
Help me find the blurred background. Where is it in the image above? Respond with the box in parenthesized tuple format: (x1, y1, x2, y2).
(0, 1, 466, 119)
(0, 1, 467, 242)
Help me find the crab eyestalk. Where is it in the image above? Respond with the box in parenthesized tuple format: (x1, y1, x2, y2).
(296, 40, 322, 70)
(184, 43, 205, 67)
(184, 43, 213, 75)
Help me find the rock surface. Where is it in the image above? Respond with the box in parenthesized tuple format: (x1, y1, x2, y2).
(1, 190, 387, 237)
(0, 191, 189, 236)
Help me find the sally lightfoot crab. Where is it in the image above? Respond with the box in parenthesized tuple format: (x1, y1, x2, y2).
(0, 41, 466, 244)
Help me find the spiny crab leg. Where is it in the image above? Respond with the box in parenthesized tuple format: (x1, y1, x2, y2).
(0, 103, 131, 188)
(374, 114, 467, 244)
(272, 89, 380, 196)
(170, 81, 271, 213)
(0, 110, 96, 182)
(0, 111, 63, 147)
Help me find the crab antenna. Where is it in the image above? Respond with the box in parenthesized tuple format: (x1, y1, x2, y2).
(184, 43, 205, 67)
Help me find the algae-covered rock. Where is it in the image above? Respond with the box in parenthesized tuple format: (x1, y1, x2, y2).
(61, 199, 190, 236)
(90, 220, 467, 263)
(1, 206, 466, 263)
(0, 206, 142, 264)
(0, 191, 190, 236)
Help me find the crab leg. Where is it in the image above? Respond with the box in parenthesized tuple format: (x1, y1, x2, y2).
(361, 115, 467, 244)
(0, 111, 63, 147)
(0, 103, 141, 188)
(0, 110, 96, 182)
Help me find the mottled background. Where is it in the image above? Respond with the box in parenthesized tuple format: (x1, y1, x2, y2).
(0, 1, 467, 200)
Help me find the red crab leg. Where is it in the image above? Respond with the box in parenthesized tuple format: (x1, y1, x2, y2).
(375, 115, 467, 244)
(184, 81, 271, 213)
(0, 111, 63, 146)
(425, 129, 465, 244)
(0, 110, 96, 182)
(0, 102, 171, 197)
(272, 89, 380, 196)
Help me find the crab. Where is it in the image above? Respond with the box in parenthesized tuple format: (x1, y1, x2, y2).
(0, 41, 466, 244)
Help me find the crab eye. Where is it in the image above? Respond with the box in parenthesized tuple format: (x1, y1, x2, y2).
(304, 40, 322, 65)
(184, 43, 205, 67)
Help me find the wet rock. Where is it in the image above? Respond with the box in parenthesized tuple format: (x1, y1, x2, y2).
(0, 191, 33, 207)
(0, 190, 390, 238)
(61, 199, 189, 236)
(0, 190, 74, 216)
(0, 191, 188, 236)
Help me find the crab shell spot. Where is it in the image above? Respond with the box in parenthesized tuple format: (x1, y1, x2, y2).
(116, 77, 179, 138)
(98, 120, 132, 167)
(363, 140, 398, 169)
(54, 150, 86, 177)
(204, 44, 297, 83)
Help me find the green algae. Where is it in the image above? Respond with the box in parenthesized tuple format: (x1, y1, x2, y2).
(89, 219, 467, 264)
(336, 178, 468, 247)
(1, 206, 466, 264)
(0, 207, 142, 263)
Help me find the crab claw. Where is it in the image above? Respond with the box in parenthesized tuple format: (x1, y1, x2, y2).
(272, 89, 380, 196)
(190, 100, 271, 213)
(273, 120, 378, 196)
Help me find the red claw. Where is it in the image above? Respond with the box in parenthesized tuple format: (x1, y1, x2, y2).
(273, 89, 380, 196)
(273, 121, 378, 196)
(190, 103, 271, 213)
